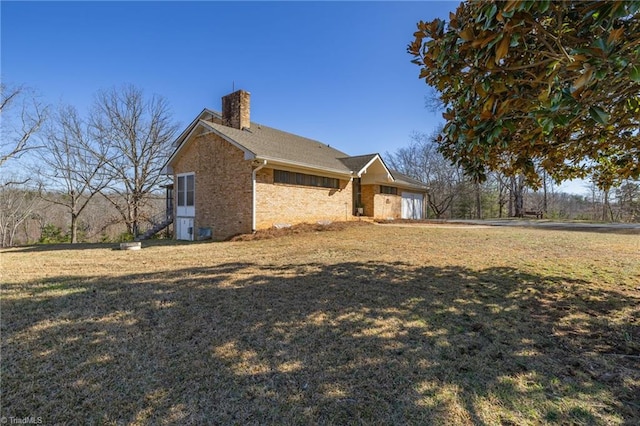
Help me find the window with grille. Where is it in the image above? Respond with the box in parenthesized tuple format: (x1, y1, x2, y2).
(274, 170, 339, 189)
(380, 185, 398, 195)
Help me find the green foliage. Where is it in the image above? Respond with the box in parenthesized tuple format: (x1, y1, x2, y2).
(115, 232, 135, 243)
(39, 224, 69, 244)
(409, 0, 640, 188)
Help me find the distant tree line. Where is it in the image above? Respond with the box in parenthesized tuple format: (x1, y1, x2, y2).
(387, 130, 639, 223)
(1, 82, 176, 247)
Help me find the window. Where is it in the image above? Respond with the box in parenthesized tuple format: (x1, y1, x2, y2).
(274, 170, 339, 189)
(380, 185, 398, 195)
(177, 174, 195, 207)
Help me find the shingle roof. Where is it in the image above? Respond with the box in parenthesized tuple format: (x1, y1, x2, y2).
(338, 154, 379, 173)
(201, 119, 352, 173)
(390, 170, 428, 189)
(170, 113, 427, 190)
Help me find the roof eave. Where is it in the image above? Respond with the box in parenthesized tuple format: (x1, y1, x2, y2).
(255, 156, 352, 177)
(166, 119, 256, 168)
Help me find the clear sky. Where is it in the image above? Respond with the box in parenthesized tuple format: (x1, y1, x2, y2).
(1, 0, 587, 194)
(1, 1, 458, 154)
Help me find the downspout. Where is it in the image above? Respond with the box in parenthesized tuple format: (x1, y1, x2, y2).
(252, 160, 267, 232)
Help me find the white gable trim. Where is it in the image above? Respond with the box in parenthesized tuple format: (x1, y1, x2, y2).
(356, 154, 393, 181)
(172, 108, 221, 148)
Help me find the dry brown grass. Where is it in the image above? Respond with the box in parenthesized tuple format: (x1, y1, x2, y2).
(2, 223, 639, 425)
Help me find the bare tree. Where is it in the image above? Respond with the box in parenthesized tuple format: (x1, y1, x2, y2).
(35, 104, 111, 243)
(0, 181, 39, 247)
(490, 172, 511, 218)
(90, 85, 178, 237)
(387, 130, 465, 219)
(0, 83, 48, 169)
(615, 180, 640, 222)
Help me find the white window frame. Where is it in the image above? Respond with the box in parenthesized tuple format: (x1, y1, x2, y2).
(176, 172, 195, 217)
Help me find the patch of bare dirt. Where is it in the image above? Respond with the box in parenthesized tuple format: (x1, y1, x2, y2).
(228, 221, 373, 241)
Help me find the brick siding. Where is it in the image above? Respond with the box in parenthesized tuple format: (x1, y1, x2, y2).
(172, 133, 253, 240)
(255, 168, 353, 228)
(363, 184, 402, 220)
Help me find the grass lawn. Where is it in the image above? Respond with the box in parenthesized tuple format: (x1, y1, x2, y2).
(2, 223, 639, 425)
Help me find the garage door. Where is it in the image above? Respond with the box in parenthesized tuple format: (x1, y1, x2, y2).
(402, 192, 424, 219)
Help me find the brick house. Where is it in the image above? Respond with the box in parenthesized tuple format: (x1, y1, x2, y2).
(165, 90, 427, 240)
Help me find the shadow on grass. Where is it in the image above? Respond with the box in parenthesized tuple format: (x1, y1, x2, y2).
(2, 262, 639, 424)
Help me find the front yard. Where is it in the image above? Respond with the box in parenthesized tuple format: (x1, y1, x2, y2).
(2, 223, 639, 424)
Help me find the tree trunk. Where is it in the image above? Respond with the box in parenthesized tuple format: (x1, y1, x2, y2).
(133, 201, 139, 238)
(475, 181, 482, 219)
(508, 177, 514, 217)
(542, 170, 548, 214)
(70, 213, 78, 244)
(510, 175, 525, 217)
(602, 189, 614, 222)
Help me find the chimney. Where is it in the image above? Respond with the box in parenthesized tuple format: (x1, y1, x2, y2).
(221, 89, 250, 130)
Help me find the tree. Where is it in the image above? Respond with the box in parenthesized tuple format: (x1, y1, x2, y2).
(0, 182, 39, 247)
(0, 83, 47, 169)
(614, 179, 639, 222)
(35, 104, 111, 243)
(409, 1, 640, 186)
(90, 85, 178, 237)
(387, 130, 467, 218)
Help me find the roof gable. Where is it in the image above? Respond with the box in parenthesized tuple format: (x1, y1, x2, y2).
(172, 108, 221, 148)
(338, 153, 393, 179)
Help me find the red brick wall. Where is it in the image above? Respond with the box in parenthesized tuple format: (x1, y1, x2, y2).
(255, 168, 353, 228)
(172, 133, 253, 240)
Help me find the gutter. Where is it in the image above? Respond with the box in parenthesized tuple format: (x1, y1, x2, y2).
(252, 160, 267, 231)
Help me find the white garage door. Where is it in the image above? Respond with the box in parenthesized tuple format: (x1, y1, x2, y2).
(402, 192, 424, 219)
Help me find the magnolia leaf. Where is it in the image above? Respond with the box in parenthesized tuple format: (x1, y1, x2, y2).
(589, 106, 609, 125)
(503, 0, 520, 13)
(631, 65, 640, 82)
(495, 35, 510, 64)
(459, 27, 474, 41)
(538, 0, 551, 13)
(607, 27, 624, 44)
(572, 67, 593, 91)
(483, 96, 495, 112)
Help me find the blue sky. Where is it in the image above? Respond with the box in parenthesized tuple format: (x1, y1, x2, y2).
(2, 1, 456, 154)
(1, 0, 587, 194)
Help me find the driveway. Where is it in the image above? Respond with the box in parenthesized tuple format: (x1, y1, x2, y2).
(430, 219, 640, 234)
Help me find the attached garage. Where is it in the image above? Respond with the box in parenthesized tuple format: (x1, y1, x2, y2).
(401, 191, 424, 219)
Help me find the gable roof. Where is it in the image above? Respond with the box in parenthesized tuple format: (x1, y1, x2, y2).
(200, 120, 353, 174)
(167, 111, 427, 190)
(390, 170, 429, 189)
(338, 154, 378, 174)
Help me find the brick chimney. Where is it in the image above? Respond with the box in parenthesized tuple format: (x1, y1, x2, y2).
(221, 90, 250, 130)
